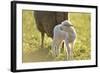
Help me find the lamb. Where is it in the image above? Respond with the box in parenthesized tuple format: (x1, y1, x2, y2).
(51, 20, 76, 60)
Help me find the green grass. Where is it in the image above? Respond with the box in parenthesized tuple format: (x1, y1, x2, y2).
(69, 13, 91, 60)
(22, 10, 91, 63)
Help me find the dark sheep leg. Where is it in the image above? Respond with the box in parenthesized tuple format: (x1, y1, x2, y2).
(41, 32, 45, 48)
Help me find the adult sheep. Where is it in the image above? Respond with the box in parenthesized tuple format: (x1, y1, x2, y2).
(34, 11, 68, 48)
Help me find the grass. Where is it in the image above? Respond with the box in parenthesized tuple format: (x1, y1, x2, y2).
(22, 10, 91, 63)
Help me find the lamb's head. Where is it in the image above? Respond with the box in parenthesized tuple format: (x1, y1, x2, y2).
(61, 20, 73, 27)
(60, 20, 73, 32)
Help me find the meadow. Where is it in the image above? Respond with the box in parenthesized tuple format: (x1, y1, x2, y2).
(22, 10, 91, 63)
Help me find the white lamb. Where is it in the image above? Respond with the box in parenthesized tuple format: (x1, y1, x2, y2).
(51, 20, 76, 60)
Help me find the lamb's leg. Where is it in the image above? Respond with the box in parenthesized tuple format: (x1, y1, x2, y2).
(51, 39, 56, 57)
(41, 32, 45, 48)
(55, 40, 61, 57)
(70, 42, 74, 60)
(51, 39, 61, 57)
(65, 38, 72, 60)
(65, 42, 71, 60)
